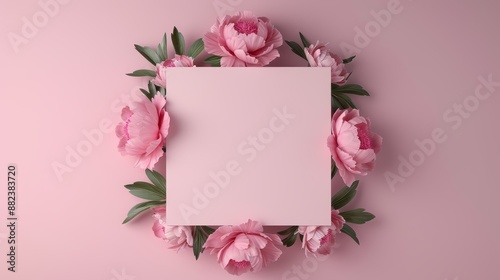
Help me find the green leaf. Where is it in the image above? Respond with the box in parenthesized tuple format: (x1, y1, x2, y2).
(171, 27, 185, 55)
(204, 55, 221, 66)
(278, 226, 298, 247)
(157, 33, 168, 61)
(148, 81, 157, 95)
(201, 226, 215, 235)
(331, 159, 338, 179)
(193, 226, 209, 260)
(145, 169, 166, 195)
(125, 183, 165, 200)
(125, 181, 165, 199)
(299, 32, 311, 47)
(334, 92, 357, 109)
(343, 55, 356, 64)
(140, 88, 154, 100)
(128, 189, 164, 201)
(341, 224, 360, 245)
(134, 44, 161, 65)
(277, 226, 298, 236)
(332, 95, 350, 110)
(331, 181, 359, 210)
(332, 84, 370, 96)
(186, 38, 205, 58)
(340, 208, 376, 224)
(122, 200, 165, 224)
(282, 232, 298, 247)
(126, 69, 156, 77)
(345, 72, 352, 81)
(285, 40, 307, 60)
(159, 86, 166, 97)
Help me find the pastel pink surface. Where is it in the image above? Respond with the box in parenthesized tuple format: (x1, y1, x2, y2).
(0, 0, 500, 280)
(165, 67, 331, 225)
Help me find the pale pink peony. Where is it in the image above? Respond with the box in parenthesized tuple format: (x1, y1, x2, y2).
(298, 210, 345, 257)
(331, 209, 346, 234)
(152, 55, 194, 88)
(297, 226, 335, 257)
(203, 219, 283, 276)
(304, 42, 348, 85)
(152, 206, 194, 251)
(327, 109, 382, 186)
(115, 93, 169, 169)
(203, 11, 283, 67)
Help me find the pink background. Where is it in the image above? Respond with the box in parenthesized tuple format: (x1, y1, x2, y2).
(1, 0, 499, 279)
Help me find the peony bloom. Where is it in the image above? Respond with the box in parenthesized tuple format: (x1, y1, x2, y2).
(297, 226, 335, 257)
(152, 206, 167, 239)
(304, 42, 348, 85)
(203, 219, 283, 275)
(152, 206, 194, 251)
(331, 209, 346, 234)
(115, 93, 170, 169)
(203, 11, 283, 67)
(327, 109, 382, 186)
(298, 210, 345, 257)
(152, 55, 194, 88)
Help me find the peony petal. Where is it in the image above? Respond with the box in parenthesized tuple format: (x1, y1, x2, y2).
(354, 149, 376, 164)
(253, 49, 280, 66)
(237, 219, 264, 233)
(336, 125, 361, 155)
(234, 234, 250, 250)
(203, 32, 228, 56)
(204, 225, 234, 250)
(243, 33, 265, 52)
(224, 26, 246, 52)
(221, 56, 246, 67)
(371, 133, 383, 153)
(121, 106, 133, 121)
(263, 21, 283, 47)
(234, 49, 259, 64)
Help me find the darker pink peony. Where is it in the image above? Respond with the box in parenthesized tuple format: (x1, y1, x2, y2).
(152, 206, 194, 251)
(115, 93, 169, 169)
(305, 42, 348, 85)
(203, 219, 283, 275)
(203, 11, 283, 67)
(331, 209, 345, 233)
(327, 109, 382, 186)
(152, 55, 194, 88)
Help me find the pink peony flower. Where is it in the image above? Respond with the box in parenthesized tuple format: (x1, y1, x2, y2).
(298, 210, 345, 257)
(152, 206, 167, 239)
(203, 219, 283, 276)
(297, 226, 335, 257)
(327, 109, 382, 186)
(152, 55, 194, 88)
(203, 11, 283, 67)
(304, 42, 348, 85)
(115, 93, 170, 169)
(152, 206, 194, 251)
(331, 209, 346, 234)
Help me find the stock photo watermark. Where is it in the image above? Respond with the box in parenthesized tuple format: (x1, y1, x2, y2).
(7, 0, 72, 54)
(111, 268, 135, 280)
(385, 74, 499, 192)
(178, 106, 295, 223)
(213, 0, 244, 18)
(281, 242, 341, 280)
(338, 0, 411, 57)
(51, 87, 143, 182)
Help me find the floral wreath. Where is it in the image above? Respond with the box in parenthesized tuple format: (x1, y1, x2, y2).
(116, 11, 382, 276)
